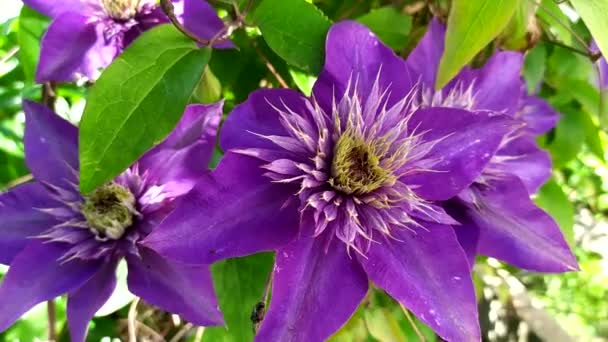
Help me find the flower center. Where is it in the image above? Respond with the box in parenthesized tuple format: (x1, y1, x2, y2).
(100, 0, 141, 20)
(82, 183, 137, 240)
(330, 131, 393, 195)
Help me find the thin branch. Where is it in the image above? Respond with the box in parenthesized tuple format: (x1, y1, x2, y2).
(128, 297, 141, 342)
(160, 0, 231, 46)
(253, 44, 289, 88)
(400, 304, 426, 342)
(169, 323, 194, 342)
(531, 0, 602, 61)
(541, 38, 592, 58)
(47, 300, 56, 341)
(0, 46, 18, 65)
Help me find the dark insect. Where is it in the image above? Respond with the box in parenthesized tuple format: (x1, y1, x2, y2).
(251, 301, 266, 332)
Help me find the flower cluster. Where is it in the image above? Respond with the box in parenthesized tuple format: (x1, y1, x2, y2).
(0, 8, 577, 342)
(28, 0, 230, 82)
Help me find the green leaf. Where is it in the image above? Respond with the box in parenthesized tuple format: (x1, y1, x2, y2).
(523, 44, 546, 93)
(364, 307, 407, 342)
(581, 109, 605, 161)
(17, 5, 50, 83)
(534, 179, 575, 246)
(500, 0, 537, 50)
(289, 68, 317, 96)
(253, 0, 331, 74)
(536, 0, 578, 48)
(547, 104, 586, 167)
(203, 253, 274, 342)
(356, 7, 412, 50)
(570, 0, 608, 61)
(79, 24, 211, 193)
(436, 0, 520, 89)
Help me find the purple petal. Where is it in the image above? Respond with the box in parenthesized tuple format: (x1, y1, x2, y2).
(256, 235, 368, 341)
(464, 176, 578, 272)
(359, 223, 480, 341)
(67, 259, 118, 342)
(36, 13, 117, 82)
(22, 0, 85, 17)
(220, 89, 308, 152)
(173, 0, 233, 49)
(495, 135, 552, 194)
(592, 40, 608, 89)
(456, 52, 524, 117)
(144, 152, 300, 264)
(312, 21, 416, 111)
(404, 107, 516, 201)
(517, 96, 559, 135)
(0, 241, 100, 332)
(126, 247, 223, 326)
(23, 101, 78, 187)
(139, 103, 222, 193)
(0, 181, 59, 264)
(406, 18, 445, 87)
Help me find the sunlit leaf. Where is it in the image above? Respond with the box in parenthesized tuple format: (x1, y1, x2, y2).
(436, 0, 519, 89)
(79, 24, 211, 193)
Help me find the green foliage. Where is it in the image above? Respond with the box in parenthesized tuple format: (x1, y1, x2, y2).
(203, 253, 274, 342)
(436, 0, 520, 88)
(79, 24, 211, 193)
(253, 0, 331, 74)
(17, 6, 48, 83)
(356, 7, 412, 50)
(535, 179, 575, 246)
(570, 0, 608, 59)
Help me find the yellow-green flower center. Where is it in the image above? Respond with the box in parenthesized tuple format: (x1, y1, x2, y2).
(82, 183, 137, 240)
(101, 0, 141, 20)
(330, 131, 394, 195)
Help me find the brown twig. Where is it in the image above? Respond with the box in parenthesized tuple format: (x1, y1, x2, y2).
(169, 322, 194, 342)
(400, 304, 427, 342)
(47, 300, 56, 341)
(42, 80, 57, 342)
(128, 297, 141, 342)
(253, 44, 289, 88)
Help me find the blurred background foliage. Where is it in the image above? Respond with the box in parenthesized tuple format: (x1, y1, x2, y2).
(0, 0, 607, 341)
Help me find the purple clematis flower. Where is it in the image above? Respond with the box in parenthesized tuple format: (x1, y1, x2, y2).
(145, 21, 519, 341)
(406, 19, 577, 272)
(26, 0, 230, 82)
(592, 40, 608, 89)
(0, 101, 224, 341)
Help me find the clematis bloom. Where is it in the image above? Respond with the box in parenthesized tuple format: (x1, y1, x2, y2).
(406, 19, 577, 272)
(145, 21, 518, 341)
(25, 0, 230, 82)
(0, 101, 224, 341)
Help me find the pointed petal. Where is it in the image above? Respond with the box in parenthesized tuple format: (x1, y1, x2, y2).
(466, 176, 578, 272)
(36, 13, 116, 82)
(144, 152, 300, 264)
(139, 103, 222, 191)
(0, 241, 100, 332)
(256, 236, 368, 341)
(312, 20, 416, 111)
(359, 223, 480, 341)
(126, 247, 223, 326)
(0, 181, 60, 264)
(67, 260, 118, 342)
(404, 107, 516, 201)
(406, 18, 445, 87)
(174, 0, 233, 49)
(22, 0, 85, 17)
(220, 89, 308, 152)
(458, 52, 524, 116)
(495, 136, 552, 194)
(23, 101, 78, 187)
(518, 96, 559, 135)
